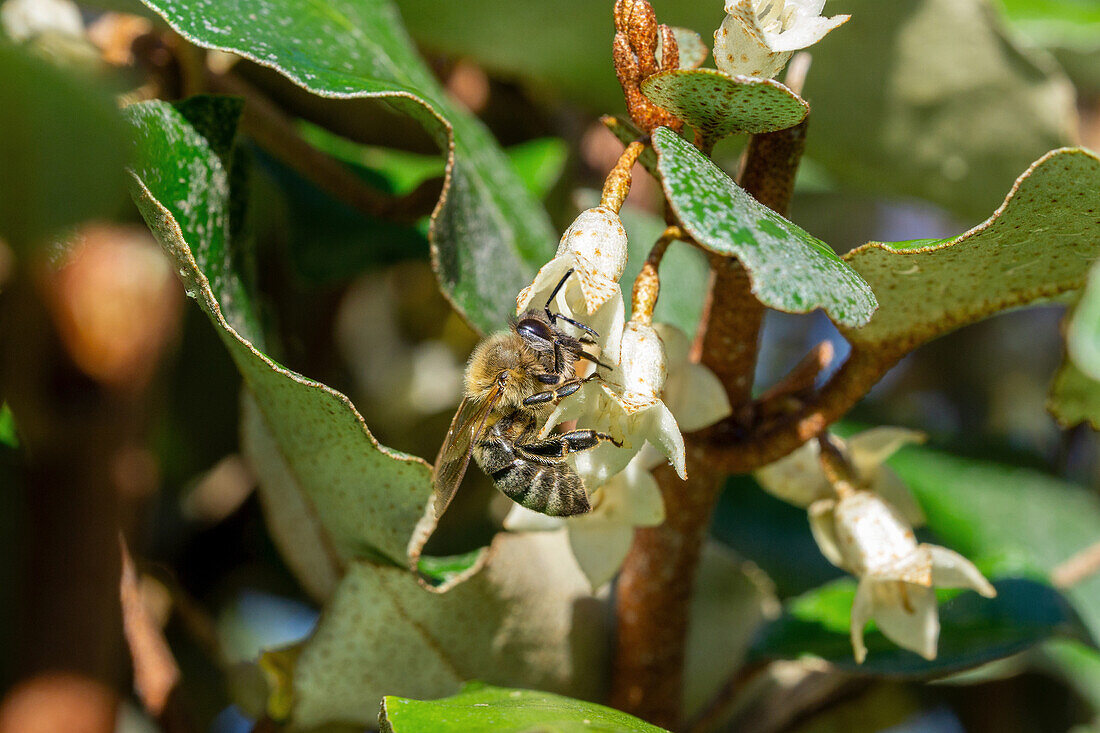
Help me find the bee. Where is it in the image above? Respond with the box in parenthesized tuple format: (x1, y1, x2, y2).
(432, 270, 620, 518)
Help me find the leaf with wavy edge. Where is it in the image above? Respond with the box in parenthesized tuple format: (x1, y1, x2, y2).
(281, 532, 606, 729)
(126, 101, 460, 601)
(652, 127, 877, 327)
(139, 0, 555, 334)
(843, 147, 1100, 352)
(642, 69, 808, 151)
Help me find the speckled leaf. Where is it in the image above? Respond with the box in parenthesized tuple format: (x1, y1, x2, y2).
(0, 44, 129, 250)
(843, 148, 1100, 352)
(286, 532, 606, 729)
(652, 127, 877, 327)
(642, 70, 809, 151)
(380, 682, 666, 733)
(126, 101, 434, 600)
(657, 26, 708, 70)
(753, 577, 1083, 676)
(140, 0, 555, 334)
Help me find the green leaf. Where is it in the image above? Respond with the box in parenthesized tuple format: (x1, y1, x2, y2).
(0, 404, 18, 450)
(141, 0, 555, 333)
(0, 43, 129, 250)
(1049, 361, 1100, 431)
(996, 0, 1100, 50)
(754, 576, 1082, 676)
(380, 681, 666, 733)
(126, 100, 434, 599)
(641, 70, 808, 151)
(652, 127, 877, 327)
(843, 148, 1100, 352)
(286, 533, 607, 729)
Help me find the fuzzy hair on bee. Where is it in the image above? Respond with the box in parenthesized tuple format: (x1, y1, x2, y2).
(432, 271, 621, 519)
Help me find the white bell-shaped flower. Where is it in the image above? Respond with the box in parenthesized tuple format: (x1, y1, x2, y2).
(517, 206, 628, 363)
(543, 320, 686, 490)
(755, 427, 927, 526)
(713, 0, 849, 79)
(504, 452, 665, 589)
(655, 323, 731, 432)
(809, 490, 996, 663)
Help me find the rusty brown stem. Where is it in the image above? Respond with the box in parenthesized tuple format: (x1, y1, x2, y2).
(630, 225, 681, 325)
(207, 72, 442, 223)
(601, 139, 649, 213)
(610, 118, 811, 726)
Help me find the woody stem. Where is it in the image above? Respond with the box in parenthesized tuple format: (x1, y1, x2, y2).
(609, 122, 808, 727)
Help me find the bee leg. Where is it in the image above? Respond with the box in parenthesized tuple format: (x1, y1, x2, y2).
(543, 268, 603, 341)
(522, 378, 585, 407)
(517, 429, 622, 460)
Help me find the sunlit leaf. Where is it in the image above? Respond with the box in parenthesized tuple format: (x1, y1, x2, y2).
(380, 681, 666, 733)
(0, 43, 129, 250)
(996, 0, 1100, 50)
(641, 70, 808, 151)
(843, 148, 1100, 353)
(653, 127, 877, 327)
(140, 0, 556, 333)
(126, 100, 434, 601)
(286, 532, 606, 729)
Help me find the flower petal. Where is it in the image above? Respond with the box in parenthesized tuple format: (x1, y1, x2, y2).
(767, 13, 850, 53)
(641, 402, 686, 479)
(664, 362, 732, 432)
(584, 290, 625, 365)
(833, 491, 920, 575)
(870, 581, 939, 661)
(617, 463, 665, 527)
(572, 441, 635, 492)
(927, 545, 997, 598)
(568, 521, 635, 590)
(754, 439, 830, 507)
(849, 427, 926, 474)
(503, 503, 567, 532)
(516, 255, 572, 314)
(850, 575, 873, 664)
(870, 467, 926, 527)
(808, 498, 844, 569)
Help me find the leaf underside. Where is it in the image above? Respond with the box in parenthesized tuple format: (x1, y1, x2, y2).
(140, 0, 555, 334)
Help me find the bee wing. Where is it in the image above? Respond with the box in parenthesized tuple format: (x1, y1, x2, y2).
(432, 384, 502, 517)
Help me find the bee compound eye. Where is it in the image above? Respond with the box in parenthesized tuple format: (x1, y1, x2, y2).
(516, 317, 552, 342)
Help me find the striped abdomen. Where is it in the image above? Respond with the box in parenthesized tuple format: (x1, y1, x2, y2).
(474, 437, 590, 517)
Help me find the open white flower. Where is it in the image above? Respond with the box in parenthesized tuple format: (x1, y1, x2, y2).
(809, 490, 996, 663)
(517, 206, 628, 363)
(755, 427, 927, 526)
(713, 0, 850, 79)
(504, 452, 665, 589)
(543, 319, 686, 490)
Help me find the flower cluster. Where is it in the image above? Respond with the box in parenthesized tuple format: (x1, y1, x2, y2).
(507, 205, 729, 589)
(713, 0, 849, 80)
(756, 430, 996, 662)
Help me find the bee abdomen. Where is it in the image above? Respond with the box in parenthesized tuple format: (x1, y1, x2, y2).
(498, 462, 589, 517)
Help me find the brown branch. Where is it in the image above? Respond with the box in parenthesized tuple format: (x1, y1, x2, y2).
(207, 71, 442, 223)
(703, 344, 903, 474)
(610, 114, 811, 726)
